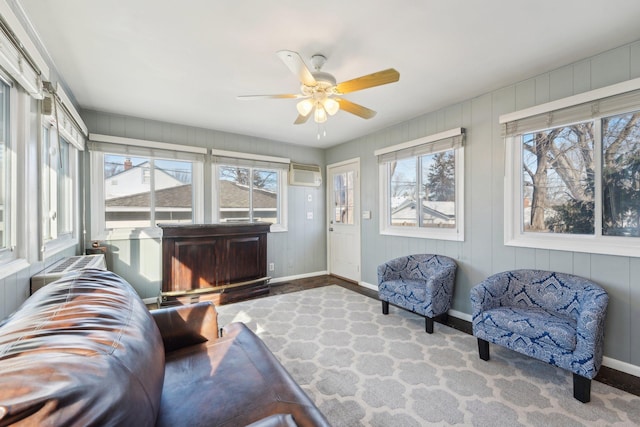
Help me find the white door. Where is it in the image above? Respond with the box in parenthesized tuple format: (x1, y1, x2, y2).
(327, 159, 360, 282)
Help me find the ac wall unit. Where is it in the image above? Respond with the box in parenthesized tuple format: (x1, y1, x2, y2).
(289, 162, 322, 187)
(30, 254, 107, 294)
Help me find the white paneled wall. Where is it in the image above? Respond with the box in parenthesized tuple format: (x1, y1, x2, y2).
(326, 40, 640, 369)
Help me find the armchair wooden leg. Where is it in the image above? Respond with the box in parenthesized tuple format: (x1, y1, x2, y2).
(425, 317, 434, 334)
(381, 300, 389, 315)
(573, 373, 591, 403)
(478, 338, 490, 361)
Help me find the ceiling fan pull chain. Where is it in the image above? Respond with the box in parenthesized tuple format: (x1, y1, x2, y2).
(316, 123, 327, 140)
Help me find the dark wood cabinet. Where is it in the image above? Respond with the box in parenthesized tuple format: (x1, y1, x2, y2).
(158, 223, 270, 305)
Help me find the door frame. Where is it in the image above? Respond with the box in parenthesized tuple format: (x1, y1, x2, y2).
(326, 157, 361, 283)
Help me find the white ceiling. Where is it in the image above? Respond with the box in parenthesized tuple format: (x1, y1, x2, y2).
(16, 0, 640, 148)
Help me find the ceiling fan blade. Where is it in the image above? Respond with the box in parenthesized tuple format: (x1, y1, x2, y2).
(335, 68, 400, 94)
(237, 94, 304, 100)
(294, 113, 311, 125)
(336, 98, 377, 119)
(276, 50, 317, 87)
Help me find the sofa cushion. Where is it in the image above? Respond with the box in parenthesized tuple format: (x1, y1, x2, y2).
(157, 322, 330, 427)
(481, 306, 577, 351)
(0, 269, 165, 426)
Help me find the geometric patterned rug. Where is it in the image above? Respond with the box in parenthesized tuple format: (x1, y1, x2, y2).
(216, 285, 640, 426)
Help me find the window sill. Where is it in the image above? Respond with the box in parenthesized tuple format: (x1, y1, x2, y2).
(96, 223, 289, 240)
(269, 224, 287, 233)
(505, 233, 640, 258)
(380, 226, 464, 241)
(43, 237, 78, 258)
(94, 227, 163, 241)
(0, 258, 30, 280)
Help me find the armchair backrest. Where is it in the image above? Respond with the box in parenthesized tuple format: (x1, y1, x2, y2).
(378, 254, 457, 282)
(490, 270, 607, 321)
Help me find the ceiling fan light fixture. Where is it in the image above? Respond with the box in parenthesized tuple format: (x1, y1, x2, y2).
(314, 104, 328, 123)
(296, 99, 313, 116)
(323, 97, 339, 116)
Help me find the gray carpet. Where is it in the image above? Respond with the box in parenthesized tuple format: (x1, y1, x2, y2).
(216, 285, 639, 426)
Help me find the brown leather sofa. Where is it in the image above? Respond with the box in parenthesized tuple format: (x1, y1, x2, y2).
(0, 269, 330, 426)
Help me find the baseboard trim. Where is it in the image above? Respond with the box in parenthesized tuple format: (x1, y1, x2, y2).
(270, 271, 328, 284)
(448, 309, 472, 322)
(359, 281, 377, 291)
(142, 297, 157, 305)
(602, 356, 640, 378)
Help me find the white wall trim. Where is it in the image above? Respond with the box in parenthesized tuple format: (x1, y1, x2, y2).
(269, 270, 328, 284)
(211, 148, 290, 165)
(359, 281, 377, 291)
(602, 356, 640, 378)
(448, 308, 472, 322)
(89, 133, 208, 154)
(373, 127, 464, 157)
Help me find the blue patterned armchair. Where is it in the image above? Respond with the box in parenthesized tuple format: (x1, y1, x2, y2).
(377, 254, 457, 334)
(470, 269, 609, 403)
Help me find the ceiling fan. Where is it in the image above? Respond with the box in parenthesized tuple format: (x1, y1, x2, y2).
(238, 50, 400, 125)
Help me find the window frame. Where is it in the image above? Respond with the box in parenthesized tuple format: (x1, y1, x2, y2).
(376, 128, 465, 241)
(211, 150, 289, 233)
(502, 77, 640, 257)
(0, 76, 15, 266)
(89, 134, 205, 240)
(41, 116, 80, 256)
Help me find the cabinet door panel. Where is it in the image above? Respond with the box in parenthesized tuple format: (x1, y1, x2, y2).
(225, 236, 265, 282)
(172, 239, 222, 291)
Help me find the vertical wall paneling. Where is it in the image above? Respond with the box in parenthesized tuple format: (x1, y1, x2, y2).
(326, 40, 640, 369)
(630, 258, 640, 367)
(590, 255, 631, 361)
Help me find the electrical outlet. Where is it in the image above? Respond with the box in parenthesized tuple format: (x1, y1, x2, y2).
(269, 262, 275, 271)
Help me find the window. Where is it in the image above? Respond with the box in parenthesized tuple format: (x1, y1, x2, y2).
(42, 122, 78, 248)
(502, 80, 640, 256)
(333, 171, 354, 224)
(103, 155, 194, 229)
(89, 135, 205, 239)
(212, 150, 289, 232)
(0, 79, 10, 262)
(376, 128, 465, 241)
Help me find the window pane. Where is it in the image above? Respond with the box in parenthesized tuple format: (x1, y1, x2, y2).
(42, 126, 52, 241)
(0, 81, 7, 249)
(252, 168, 278, 224)
(602, 111, 640, 237)
(218, 166, 250, 222)
(104, 155, 151, 228)
(389, 158, 417, 227)
(333, 171, 354, 224)
(522, 123, 595, 234)
(154, 159, 193, 224)
(420, 150, 456, 228)
(57, 139, 72, 235)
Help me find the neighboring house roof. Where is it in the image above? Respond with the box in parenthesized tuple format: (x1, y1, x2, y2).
(219, 180, 276, 209)
(106, 181, 277, 209)
(391, 199, 455, 222)
(107, 184, 192, 208)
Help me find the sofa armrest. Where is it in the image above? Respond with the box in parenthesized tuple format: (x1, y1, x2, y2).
(377, 257, 407, 283)
(150, 302, 219, 353)
(573, 288, 609, 376)
(470, 273, 509, 310)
